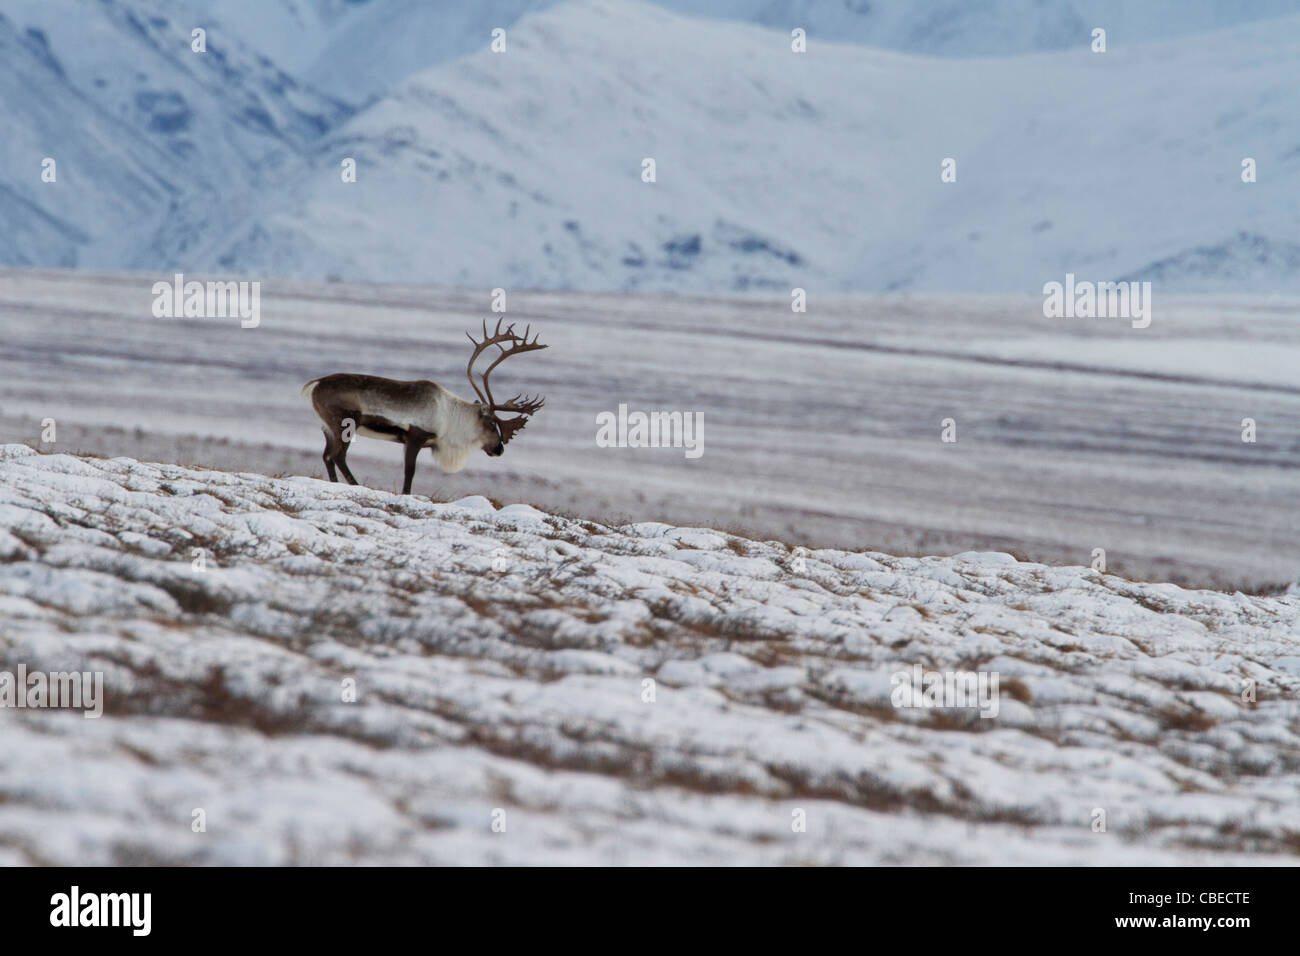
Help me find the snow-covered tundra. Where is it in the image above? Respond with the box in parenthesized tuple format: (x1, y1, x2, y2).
(0, 444, 1297, 865)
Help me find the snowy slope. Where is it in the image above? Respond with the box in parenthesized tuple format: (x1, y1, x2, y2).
(294, 0, 1300, 103)
(201, 0, 1300, 292)
(1, 445, 1298, 864)
(0, 0, 350, 270)
(659, 0, 1300, 56)
(299, 0, 567, 104)
(164, 0, 363, 75)
(0, 11, 179, 269)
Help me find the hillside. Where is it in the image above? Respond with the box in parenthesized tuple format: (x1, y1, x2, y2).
(655, 0, 1300, 56)
(1, 445, 1297, 864)
(3, 270, 1299, 591)
(0, 0, 350, 270)
(283, 0, 1300, 102)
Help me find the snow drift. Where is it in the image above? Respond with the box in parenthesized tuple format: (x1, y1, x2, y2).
(0, 444, 1297, 864)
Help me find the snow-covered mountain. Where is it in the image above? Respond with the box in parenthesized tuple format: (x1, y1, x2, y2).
(2, 0, 1299, 290)
(659, 0, 1300, 57)
(2, 445, 1298, 864)
(0, 0, 351, 270)
(203, 0, 1300, 292)
(287, 0, 1300, 104)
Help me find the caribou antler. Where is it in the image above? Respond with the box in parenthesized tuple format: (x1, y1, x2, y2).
(465, 319, 547, 443)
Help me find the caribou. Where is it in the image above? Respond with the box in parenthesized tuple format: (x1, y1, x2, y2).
(302, 320, 546, 494)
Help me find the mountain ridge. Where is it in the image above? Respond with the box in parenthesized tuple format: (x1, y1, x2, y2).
(3, 0, 1298, 291)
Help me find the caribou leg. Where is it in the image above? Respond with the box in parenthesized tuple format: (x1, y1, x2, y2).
(321, 430, 339, 483)
(401, 427, 435, 495)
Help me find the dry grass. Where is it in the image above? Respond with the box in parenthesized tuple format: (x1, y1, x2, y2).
(1003, 677, 1033, 704)
(1157, 705, 1218, 732)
